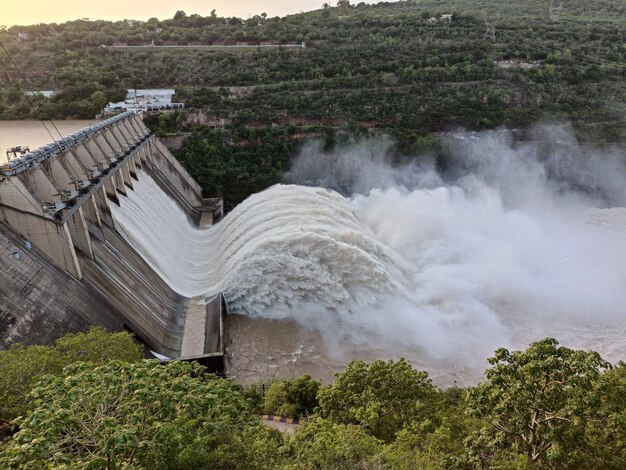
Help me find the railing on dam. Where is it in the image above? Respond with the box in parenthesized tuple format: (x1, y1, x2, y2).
(0, 111, 220, 281)
(0, 111, 138, 176)
(0, 113, 225, 361)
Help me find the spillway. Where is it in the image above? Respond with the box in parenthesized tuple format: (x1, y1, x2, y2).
(0, 114, 217, 358)
(110, 172, 411, 311)
(111, 169, 626, 384)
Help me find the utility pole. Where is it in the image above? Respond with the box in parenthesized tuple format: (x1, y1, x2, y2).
(549, 0, 563, 23)
(483, 13, 501, 42)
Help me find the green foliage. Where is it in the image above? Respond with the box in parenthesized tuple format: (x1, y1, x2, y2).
(263, 375, 320, 417)
(288, 416, 385, 470)
(0, 327, 142, 422)
(578, 361, 626, 468)
(317, 358, 436, 442)
(173, 126, 296, 209)
(466, 338, 615, 468)
(53, 326, 144, 364)
(0, 360, 287, 469)
(90, 89, 108, 109)
(242, 383, 264, 413)
(1, 1, 624, 130)
(264, 380, 295, 416)
(381, 388, 478, 469)
(1, 336, 625, 468)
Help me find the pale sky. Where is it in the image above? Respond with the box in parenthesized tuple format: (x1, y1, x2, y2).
(1, 1, 387, 27)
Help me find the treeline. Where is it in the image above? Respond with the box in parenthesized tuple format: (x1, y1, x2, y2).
(1, 328, 625, 468)
(0, 0, 624, 124)
(1, 1, 624, 204)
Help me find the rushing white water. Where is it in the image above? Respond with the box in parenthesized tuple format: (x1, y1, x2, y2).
(110, 129, 626, 377)
(111, 174, 412, 306)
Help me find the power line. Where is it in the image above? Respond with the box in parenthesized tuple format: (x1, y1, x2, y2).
(5, 177, 47, 215)
(483, 13, 502, 42)
(0, 40, 66, 142)
(0, 41, 90, 186)
(549, 1, 563, 23)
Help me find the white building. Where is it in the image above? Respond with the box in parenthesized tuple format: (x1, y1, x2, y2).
(105, 89, 184, 113)
(24, 90, 55, 98)
(428, 14, 453, 23)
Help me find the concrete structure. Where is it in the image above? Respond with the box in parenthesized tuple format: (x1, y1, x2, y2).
(24, 90, 56, 98)
(0, 112, 224, 361)
(105, 89, 184, 114)
(428, 14, 453, 23)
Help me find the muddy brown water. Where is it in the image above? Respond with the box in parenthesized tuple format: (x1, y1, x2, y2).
(224, 313, 474, 387)
(0, 120, 98, 163)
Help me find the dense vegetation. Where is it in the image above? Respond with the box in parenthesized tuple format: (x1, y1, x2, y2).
(0, 327, 143, 426)
(1, 1, 625, 204)
(1, 330, 625, 469)
(2, 0, 624, 125)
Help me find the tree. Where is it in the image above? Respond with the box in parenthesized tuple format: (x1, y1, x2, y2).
(263, 375, 320, 417)
(317, 359, 436, 442)
(0, 327, 143, 423)
(581, 362, 626, 468)
(0, 361, 287, 469)
(466, 338, 613, 468)
(381, 388, 478, 470)
(290, 417, 384, 469)
(90, 90, 108, 110)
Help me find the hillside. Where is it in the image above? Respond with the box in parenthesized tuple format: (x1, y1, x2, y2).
(1, 0, 625, 205)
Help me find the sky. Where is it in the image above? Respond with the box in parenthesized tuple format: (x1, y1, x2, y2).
(1, 1, 386, 26)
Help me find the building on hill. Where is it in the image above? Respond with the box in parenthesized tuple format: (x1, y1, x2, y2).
(24, 90, 56, 98)
(428, 14, 453, 23)
(104, 89, 184, 114)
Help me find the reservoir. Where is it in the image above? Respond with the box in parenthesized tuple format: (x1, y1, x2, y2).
(0, 120, 98, 163)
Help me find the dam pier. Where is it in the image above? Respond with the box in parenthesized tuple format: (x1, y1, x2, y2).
(0, 112, 224, 368)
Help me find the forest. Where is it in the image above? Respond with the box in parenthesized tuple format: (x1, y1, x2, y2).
(0, 328, 625, 469)
(1, 0, 625, 204)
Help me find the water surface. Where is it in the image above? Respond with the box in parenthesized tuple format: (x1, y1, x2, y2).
(0, 120, 98, 163)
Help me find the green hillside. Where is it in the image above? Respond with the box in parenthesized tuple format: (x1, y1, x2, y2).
(1, 1, 624, 204)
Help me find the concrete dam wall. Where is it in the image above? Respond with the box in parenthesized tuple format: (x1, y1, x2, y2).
(0, 112, 223, 360)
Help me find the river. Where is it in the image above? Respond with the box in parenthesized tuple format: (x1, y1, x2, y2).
(0, 120, 99, 163)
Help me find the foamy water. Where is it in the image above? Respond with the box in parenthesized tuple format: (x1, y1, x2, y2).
(110, 168, 626, 380)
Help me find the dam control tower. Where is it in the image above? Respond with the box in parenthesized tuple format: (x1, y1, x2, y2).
(0, 112, 224, 369)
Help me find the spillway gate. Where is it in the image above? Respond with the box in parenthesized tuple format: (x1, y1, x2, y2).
(0, 112, 223, 359)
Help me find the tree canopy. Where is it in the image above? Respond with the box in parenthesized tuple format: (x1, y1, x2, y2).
(0, 327, 143, 423)
(317, 358, 437, 442)
(1, 336, 625, 469)
(0, 360, 284, 469)
(466, 338, 623, 468)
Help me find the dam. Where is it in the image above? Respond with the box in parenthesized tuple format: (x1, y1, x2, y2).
(0, 112, 224, 367)
(2, 118, 626, 386)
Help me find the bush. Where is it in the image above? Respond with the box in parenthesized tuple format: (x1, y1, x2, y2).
(0, 327, 143, 423)
(289, 417, 384, 470)
(263, 375, 320, 417)
(317, 359, 436, 442)
(0, 361, 288, 469)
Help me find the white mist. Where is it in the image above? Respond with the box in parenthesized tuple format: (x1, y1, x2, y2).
(111, 128, 626, 379)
